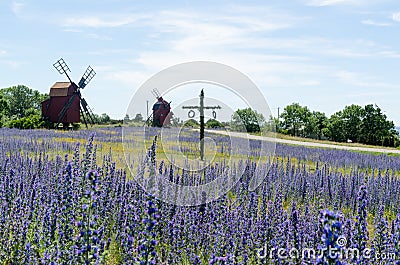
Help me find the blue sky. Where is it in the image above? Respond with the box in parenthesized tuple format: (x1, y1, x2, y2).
(0, 0, 399, 124)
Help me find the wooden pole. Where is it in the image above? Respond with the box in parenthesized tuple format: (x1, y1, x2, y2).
(200, 89, 205, 160)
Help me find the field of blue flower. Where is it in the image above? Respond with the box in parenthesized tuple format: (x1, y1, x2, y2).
(0, 127, 399, 264)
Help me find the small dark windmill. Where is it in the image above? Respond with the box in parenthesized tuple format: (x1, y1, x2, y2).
(144, 88, 172, 127)
(41, 58, 96, 128)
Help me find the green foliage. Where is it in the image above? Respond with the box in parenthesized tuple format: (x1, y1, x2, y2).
(342, 104, 364, 142)
(280, 103, 312, 137)
(0, 94, 10, 115)
(324, 104, 398, 146)
(7, 114, 45, 129)
(0, 85, 48, 128)
(324, 112, 346, 142)
(183, 119, 199, 127)
(0, 85, 48, 119)
(326, 104, 365, 142)
(205, 118, 223, 128)
(0, 94, 10, 127)
(231, 108, 264, 133)
(132, 113, 144, 123)
(93, 113, 112, 124)
(304, 111, 328, 140)
(279, 102, 398, 147)
(123, 114, 130, 123)
(359, 104, 395, 146)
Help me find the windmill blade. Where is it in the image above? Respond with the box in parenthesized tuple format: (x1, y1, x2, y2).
(144, 113, 153, 126)
(53, 58, 72, 83)
(80, 107, 89, 128)
(152, 88, 160, 99)
(78, 66, 96, 89)
(80, 97, 96, 125)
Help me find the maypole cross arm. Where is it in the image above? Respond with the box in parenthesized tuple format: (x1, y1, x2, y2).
(182, 106, 221, 109)
(182, 106, 200, 109)
(203, 106, 221, 109)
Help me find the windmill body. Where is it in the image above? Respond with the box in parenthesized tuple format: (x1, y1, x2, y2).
(41, 82, 81, 124)
(151, 88, 172, 127)
(41, 58, 96, 128)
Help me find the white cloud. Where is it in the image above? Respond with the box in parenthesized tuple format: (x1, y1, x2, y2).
(134, 9, 301, 59)
(103, 70, 152, 87)
(334, 71, 398, 88)
(11, 1, 24, 15)
(62, 15, 148, 28)
(362, 19, 391, 26)
(63, 28, 83, 33)
(305, 0, 391, 6)
(102, 7, 399, 93)
(0, 60, 23, 68)
(306, 0, 360, 6)
(88, 49, 134, 56)
(392, 12, 400, 22)
(0, 50, 7, 56)
(376, 50, 400, 58)
(87, 33, 112, 41)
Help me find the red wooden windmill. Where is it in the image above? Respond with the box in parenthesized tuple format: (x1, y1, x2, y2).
(41, 58, 96, 128)
(148, 88, 172, 127)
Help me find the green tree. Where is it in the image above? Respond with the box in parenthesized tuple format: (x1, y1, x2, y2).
(183, 119, 199, 127)
(133, 113, 144, 123)
(231, 108, 265, 133)
(99, 113, 111, 124)
(8, 114, 45, 129)
(280, 103, 311, 137)
(205, 119, 223, 128)
(359, 104, 396, 145)
(325, 104, 364, 143)
(324, 111, 346, 142)
(0, 94, 9, 127)
(342, 104, 364, 142)
(0, 85, 48, 119)
(123, 114, 131, 123)
(324, 104, 397, 146)
(0, 94, 9, 115)
(304, 111, 328, 140)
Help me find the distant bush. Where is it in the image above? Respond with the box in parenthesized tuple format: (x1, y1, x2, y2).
(183, 119, 199, 128)
(206, 119, 223, 128)
(8, 114, 45, 129)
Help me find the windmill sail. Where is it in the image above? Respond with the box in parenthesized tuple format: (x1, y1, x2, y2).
(78, 66, 96, 89)
(80, 97, 96, 125)
(53, 58, 72, 83)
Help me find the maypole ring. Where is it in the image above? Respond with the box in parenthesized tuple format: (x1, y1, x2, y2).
(212, 110, 217, 119)
(188, 110, 195, 118)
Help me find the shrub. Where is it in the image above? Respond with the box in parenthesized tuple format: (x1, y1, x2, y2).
(7, 114, 45, 129)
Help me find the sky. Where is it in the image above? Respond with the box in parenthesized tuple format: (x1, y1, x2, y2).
(0, 0, 399, 124)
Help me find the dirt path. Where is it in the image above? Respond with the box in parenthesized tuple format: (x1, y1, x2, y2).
(206, 129, 400, 154)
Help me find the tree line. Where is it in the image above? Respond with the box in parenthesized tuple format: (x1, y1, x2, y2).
(277, 103, 399, 147)
(173, 104, 398, 148)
